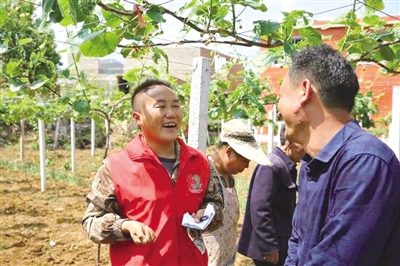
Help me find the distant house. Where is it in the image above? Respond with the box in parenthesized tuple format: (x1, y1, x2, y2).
(261, 16, 400, 122)
(67, 46, 243, 89)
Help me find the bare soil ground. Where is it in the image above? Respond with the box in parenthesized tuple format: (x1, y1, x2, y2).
(0, 143, 254, 266)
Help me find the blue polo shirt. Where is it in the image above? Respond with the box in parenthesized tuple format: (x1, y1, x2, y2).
(286, 120, 400, 266)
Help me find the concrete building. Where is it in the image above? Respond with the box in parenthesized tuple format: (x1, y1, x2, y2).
(67, 46, 242, 88)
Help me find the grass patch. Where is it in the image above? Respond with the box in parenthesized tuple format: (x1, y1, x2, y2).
(235, 177, 250, 215)
(0, 243, 8, 250)
(0, 160, 89, 186)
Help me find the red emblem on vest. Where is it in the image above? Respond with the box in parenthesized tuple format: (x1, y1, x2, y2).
(187, 174, 202, 193)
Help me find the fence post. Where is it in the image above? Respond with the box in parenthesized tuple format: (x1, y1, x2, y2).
(91, 118, 95, 156)
(71, 118, 75, 173)
(53, 117, 61, 148)
(20, 120, 25, 162)
(187, 57, 211, 152)
(267, 111, 274, 154)
(38, 119, 46, 192)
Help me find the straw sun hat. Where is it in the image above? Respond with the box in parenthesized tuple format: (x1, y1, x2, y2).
(220, 119, 272, 166)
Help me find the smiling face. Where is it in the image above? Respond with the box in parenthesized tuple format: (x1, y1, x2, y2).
(132, 84, 183, 145)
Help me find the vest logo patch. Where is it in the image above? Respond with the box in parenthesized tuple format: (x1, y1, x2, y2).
(187, 174, 202, 193)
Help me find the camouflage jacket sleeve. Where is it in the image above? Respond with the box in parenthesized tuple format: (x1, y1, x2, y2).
(200, 163, 224, 232)
(82, 159, 131, 244)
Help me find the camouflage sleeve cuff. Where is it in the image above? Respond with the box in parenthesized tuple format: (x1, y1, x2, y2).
(114, 218, 132, 240)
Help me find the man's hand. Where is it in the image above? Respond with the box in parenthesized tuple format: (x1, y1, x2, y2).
(263, 252, 279, 265)
(191, 208, 206, 223)
(121, 220, 155, 245)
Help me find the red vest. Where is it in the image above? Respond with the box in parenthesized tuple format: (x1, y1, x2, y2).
(109, 135, 210, 266)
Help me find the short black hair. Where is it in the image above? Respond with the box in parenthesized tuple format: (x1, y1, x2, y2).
(131, 78, 173, 111)
(289, 44, 359, 112)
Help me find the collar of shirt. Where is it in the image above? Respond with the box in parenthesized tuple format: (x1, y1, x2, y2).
(303, 120, 361, 178)
(273, 147, 297, 171)
(271, 147, 298, 188)
(170, 140, 181, 182)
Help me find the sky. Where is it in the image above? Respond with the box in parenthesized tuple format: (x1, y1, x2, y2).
(156, 0, 400, 58)
(53, 0, 400, 64)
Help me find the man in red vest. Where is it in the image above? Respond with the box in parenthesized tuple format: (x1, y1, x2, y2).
(82, 78, 223, 265)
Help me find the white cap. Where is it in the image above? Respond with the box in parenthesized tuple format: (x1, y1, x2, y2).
(220, 119, 272, 166)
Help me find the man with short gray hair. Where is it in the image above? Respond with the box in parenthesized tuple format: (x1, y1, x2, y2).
(278, 44, 400, 265)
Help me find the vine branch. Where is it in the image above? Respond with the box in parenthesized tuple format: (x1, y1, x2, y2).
(359, 40, 400, 59)
(355, 59, 400, 74)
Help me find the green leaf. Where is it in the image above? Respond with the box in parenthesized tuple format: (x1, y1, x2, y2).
(298, 27, 322, 45)
(151, 47, 169, 71)
(324, 10, 360, 29)
(233, 109, 247, 118)
(123, 68, 142, 83)
(49, 0, 64, 23)
(121, 48, 132, 58)
(0, 8, 8, 26)
(72, 99, 91, 114)
(123, 31, 142, 41)
(362, 15, 381, 26)
(19, 38, 33, 45)
(385, 59, 400, 72)
(30, 52, 38, 64)
(58, 0, 74, 26)
(80, 0, 97, 16)
(216, 80, 229, 90)
(195, 5, 208, 16)
(283, 41, 295, 56)
(30, 79, 48, 90)
(254, 20, 280, 37)
(103, 9, 122, 28)
(58, 68, 70, 79)
(237, 0, 268, 12)
(146, 8, 166, 23)
(78, 28, 105, 43)
(0, 44, 8, 54)
(5, 59, 23, 76)
(58, 95, 71, 104)
(378, 31, 395, 42)
(68, 0, 87, 24)
(378, 46, 396, 61)
(80, 31, 120, 57)
(365, 0, 384, 11)
(10, 84, 24, 92)
(252, 50, 281, 71)
(215, 19, 233, 31)
(346, 53, 362, 62)
(79, 71, 86, 85)
(42, 0, 56, 14)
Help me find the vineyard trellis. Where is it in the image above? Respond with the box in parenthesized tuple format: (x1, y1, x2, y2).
(1, 0, 399, 190)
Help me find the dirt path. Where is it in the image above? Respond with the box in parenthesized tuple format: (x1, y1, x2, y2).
(0, 145, 253, 265)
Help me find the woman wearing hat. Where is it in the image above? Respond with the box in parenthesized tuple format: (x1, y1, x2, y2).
(202, 119, 271, 266)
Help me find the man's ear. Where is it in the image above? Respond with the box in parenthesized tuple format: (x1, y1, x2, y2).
(300, 79, 313, 104)
(225, 146, 234, 158)
(132, 111, 141, 125)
